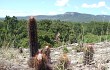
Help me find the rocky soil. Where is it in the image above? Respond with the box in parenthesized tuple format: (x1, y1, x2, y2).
(0, 41, 110, 70)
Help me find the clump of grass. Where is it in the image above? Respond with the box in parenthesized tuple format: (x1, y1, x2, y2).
(0, 48, 17, 60)
(63, 46, 69, 53)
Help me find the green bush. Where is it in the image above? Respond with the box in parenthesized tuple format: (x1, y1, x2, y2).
(63, 46, 69, 53)
(84, 33, 99, 43)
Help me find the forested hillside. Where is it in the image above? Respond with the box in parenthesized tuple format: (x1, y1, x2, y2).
(0, 16, 110, 48)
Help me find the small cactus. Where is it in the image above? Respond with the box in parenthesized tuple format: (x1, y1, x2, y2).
(42, 45, 51, 63)
(58, 53, 70, 69)
(83, 43, 94, 65)
(28, 48, 52, 70)
(34, 49, 52, 70)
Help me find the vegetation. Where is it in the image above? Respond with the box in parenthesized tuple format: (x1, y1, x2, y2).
(0, 16, 110, 48)
(63, 46, 69, 53)
(56, 53, 69, 70)
(83, 44, 94, 65)
(28, 17, 38, 57)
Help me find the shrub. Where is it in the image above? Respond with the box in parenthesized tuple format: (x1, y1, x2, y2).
(63, 46, 69, 53)
(84, 33, 99, 43)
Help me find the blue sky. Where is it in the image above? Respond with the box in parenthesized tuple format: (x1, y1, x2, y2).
(0, 0, 110, 17)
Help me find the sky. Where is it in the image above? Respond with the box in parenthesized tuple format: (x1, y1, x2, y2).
(0, 0, 110, 17)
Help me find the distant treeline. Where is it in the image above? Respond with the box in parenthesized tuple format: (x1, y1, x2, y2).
(0, 16, 110, 48)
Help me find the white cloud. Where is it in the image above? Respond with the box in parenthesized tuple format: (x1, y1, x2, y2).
(55, 0, 69, 7)
(82, 1, 106, 8)
(82, 1, 110, 11)
(0, 9, 42, 17)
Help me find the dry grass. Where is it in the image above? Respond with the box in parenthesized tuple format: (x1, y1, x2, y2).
(0, 47, 32, 70)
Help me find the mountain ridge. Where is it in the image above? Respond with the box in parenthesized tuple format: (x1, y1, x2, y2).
(1, 12, 110, 22)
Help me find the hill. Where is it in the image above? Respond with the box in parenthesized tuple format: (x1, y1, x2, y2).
(1, 12, 110, 22)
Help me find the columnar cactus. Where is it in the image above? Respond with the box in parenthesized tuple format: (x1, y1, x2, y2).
(28, 16, 38, 57)
(28, 17, 52, 69)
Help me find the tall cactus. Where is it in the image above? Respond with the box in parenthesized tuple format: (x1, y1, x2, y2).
(28, 16, 38, 57)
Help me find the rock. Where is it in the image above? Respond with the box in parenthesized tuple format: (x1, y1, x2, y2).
(67, 47, 72, 50)
(18, 47, 23, 53)
(71, 60, 78, 65)
(54, 51, 60, 55)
